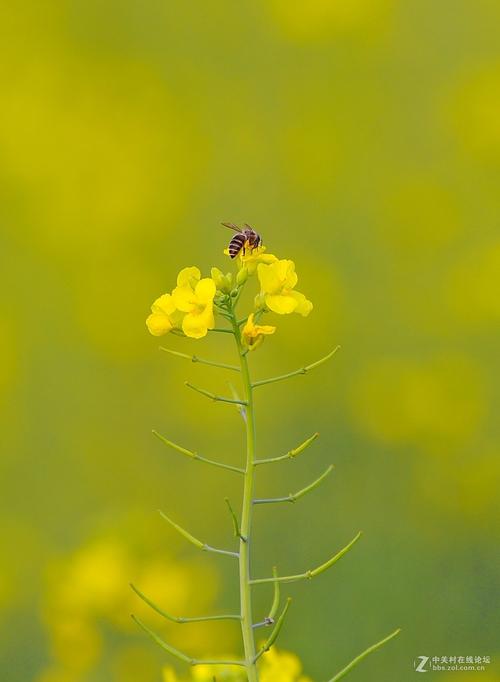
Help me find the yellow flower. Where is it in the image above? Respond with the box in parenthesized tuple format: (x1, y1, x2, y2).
(242, 313, 276, 350)
(257, 260, 313, 316)
(259, 647, 312, 682)
(146, 294, 179, 336)
(172, 266, 216, 339)
(225, 244, 278, 274)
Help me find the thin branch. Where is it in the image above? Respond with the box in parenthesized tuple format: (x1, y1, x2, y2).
(253, 598, 292, 661)
(153, 430, 244, 474)
(267, 565, 280, 622)
(131, 615, 192, 663)
(253, 566, 281, 628)
(131, 615, 245, 666)
(327, 628, 402, 681)
(254, 432, 319, 466)
(253, 566, 280, 629)
(252, 346, 340, 388)
(130, 584, 241, 623)
(209, 327, 234, 334)
(185, 381, 248, 406)
(158, 510, 239, 558)
(225, 498, 247, 542)
(250, 532, 362, 585)
(253, 465, 334, 505)
(160, 346, 240, 372)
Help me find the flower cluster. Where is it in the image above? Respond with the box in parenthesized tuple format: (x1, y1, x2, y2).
(146, 238, 312, 349)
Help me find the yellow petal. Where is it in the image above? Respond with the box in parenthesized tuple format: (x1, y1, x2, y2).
(181, 304, 214, 339)
(283, 260, 298, 289)
(265, 293, 298, 314)
(195, 277, 216, 304)
(259, 253, 278, 264)
(146, 312, 172, 336)
(290, 291, 313, 317)
(182, 314, 207, 339)
(172, 284, 195, 312)
(257, 262, 281, 295)
(176, 266, 200, 288)
(151, 293, 176, 316)
(243, 313, 256, 334)
(255, 323, 276, 335)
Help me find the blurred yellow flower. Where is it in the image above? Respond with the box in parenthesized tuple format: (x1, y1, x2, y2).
(49, 617, 102, 672)
(351, 356, 485, 448)
(146, 294, 179, 336)
(162, 646, 313, 682)
(225, 244, 278, 274)
(242, 313, 276, 350)
(267, 0, 393, 40)
(172, 266, 216, 339)
(259, 647, 312, 682)
(257, 260, 313, 316)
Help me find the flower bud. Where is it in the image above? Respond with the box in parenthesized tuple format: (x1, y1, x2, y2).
(236, 267, 249, 286)
(211, 267, 232, 293)
(211, 267, 225, 290)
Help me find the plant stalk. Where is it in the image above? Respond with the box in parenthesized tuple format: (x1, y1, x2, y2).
(230, 309, 259, 682)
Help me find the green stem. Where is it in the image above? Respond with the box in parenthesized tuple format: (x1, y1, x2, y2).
(160, 346, 240, 372)
(327, 628, 402, 681)
(250, 532, 362, 585)
(252, 346, 340, 388)
(230, 309, 259, 682)
(253, 464, 334, 505)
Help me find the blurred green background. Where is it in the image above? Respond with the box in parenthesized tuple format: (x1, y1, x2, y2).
(1, 1, 499, 681)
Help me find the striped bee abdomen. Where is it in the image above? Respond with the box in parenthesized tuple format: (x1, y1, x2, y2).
(228, 233, 246, 258)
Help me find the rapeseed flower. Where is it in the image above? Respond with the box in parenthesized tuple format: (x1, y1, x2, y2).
(257, 259, 313, 316)
(242, 313, 276, 350)
(146, 266, 216, 340)
(172, 267, 216, 339)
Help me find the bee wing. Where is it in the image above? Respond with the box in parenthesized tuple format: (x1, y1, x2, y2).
(242, 223, 253, 231)
(221, 222, 241, 232)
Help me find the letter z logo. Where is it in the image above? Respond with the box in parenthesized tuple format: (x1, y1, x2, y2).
(414, 656, 429, 672)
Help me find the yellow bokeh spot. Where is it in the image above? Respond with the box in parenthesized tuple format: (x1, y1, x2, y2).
(351, 355, 485, 448)
(266, 0, 394, 40)
(46, 541, 131, 618)
(0, 48, 206, 255)
(447, 61, 500, 160)
(416, 448, 500, 527)
(48, 618, 102, 672)
(378, 178, 462, 252)
(445, 242, 500, 326)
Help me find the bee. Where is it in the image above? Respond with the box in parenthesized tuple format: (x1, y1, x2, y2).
(222, 222, 262, 259)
